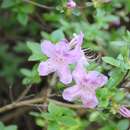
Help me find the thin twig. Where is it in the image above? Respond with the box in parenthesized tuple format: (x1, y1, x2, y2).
(0, 97, 84, 113)
(23, 0, 55, 10)
(16, 85, 32, 102)
(48, 98, 84, 109)
(0, 107, 31, 122)
(0, 97, 45, 113)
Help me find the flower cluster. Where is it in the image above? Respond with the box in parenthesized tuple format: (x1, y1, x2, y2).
(38, 32, 108, 108)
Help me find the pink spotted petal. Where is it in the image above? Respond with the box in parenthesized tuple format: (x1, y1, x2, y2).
(41, 40, 55, 57)
(86, 71, 108, 89)
(57, 65, 72, 84)
(62, 85, 80, 101)
(81, 91, 98, 108)
(38, 59, 56, 76)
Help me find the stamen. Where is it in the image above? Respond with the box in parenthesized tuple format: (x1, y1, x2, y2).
(69, 35, 80, 49)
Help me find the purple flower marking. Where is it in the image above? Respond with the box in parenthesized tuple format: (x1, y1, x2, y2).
(38, 33, 84, 84)
(67, 0, 76, 9)
(62, 64, 108, 108)
(119, 106, 130, 118)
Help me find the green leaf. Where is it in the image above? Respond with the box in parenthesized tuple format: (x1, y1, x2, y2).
(21, 65, 41, 85)
(17, 13, 28, 26)
(22, 78, 32, 85)
(89, 111, 100, 122)
(0, 122, 17, 130)
(97, 87, 111, 108)
(61, 107, 75, 116)
(110, 41, 129, 61)
(51, 29, 65, 42)
(20, 69, 32, 77)
(36, 118, 45, 127)
(30, 112, 40, 117)
(5, 125, 17, 130)
(43, 12, 61, 22)
(27, 42, 41, 53)
(59, 116, 77, 126)
(1, 0, 20, 8)
(41, 113, 54, 121)
(48, 122, 59, 130)
(27, 41, 47, 61)
(48, 102, 63, 116)
(100, 126, 116, 130)
(117, 119, 129, 130)
(28, 54, 47, 61)
(48, 102, 75, 117)
(0, 122, 5, 130)
(106, 68, 126, 88)
(41, 32, 51, 40)
(18, 4, 34, 14)
(114, 90, 125, 102)
(102, 56, 120, 67)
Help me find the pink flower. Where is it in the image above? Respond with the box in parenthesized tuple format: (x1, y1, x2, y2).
(38, 33, 84, 84)
(69, 32, 88, 66)
(62, 64, 108, 108)
(67, 0, 76, 9)
(119, 106, 130, 118)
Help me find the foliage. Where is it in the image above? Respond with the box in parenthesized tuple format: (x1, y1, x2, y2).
(0, 122, 17, 130)
(31, 102, 86, 130)
(1, 0, 130, 130)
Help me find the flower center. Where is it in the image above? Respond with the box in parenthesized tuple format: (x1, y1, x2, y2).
(54, 51, 65, 64)
(80, 78, 94, 92)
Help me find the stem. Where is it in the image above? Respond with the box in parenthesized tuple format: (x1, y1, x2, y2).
(23, 0, 55, 10)
(0, 97, 84, 113)
(0, 97, 45, 113)
(48, 98, 84, 109)
(16, 85, 32, 102)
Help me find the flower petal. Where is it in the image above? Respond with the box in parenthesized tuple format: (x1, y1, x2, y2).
(55, 39, 69, 52)
(119, 106, 130, 118)
(72, 62, 86, 84)
(62, 85, 80, 101)
(81, 91, 98, 108)
(57, 65, 72, 84)
(38, 59, 56, 76)
(41, 40, 55, 57)
(69, 32, 84, 48)
(65, 47, 83, 64)
(86, 71, 108, 89)
(75, 32, 84, 46)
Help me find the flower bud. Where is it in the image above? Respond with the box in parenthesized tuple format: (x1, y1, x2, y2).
(67, 0, 76, 9)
